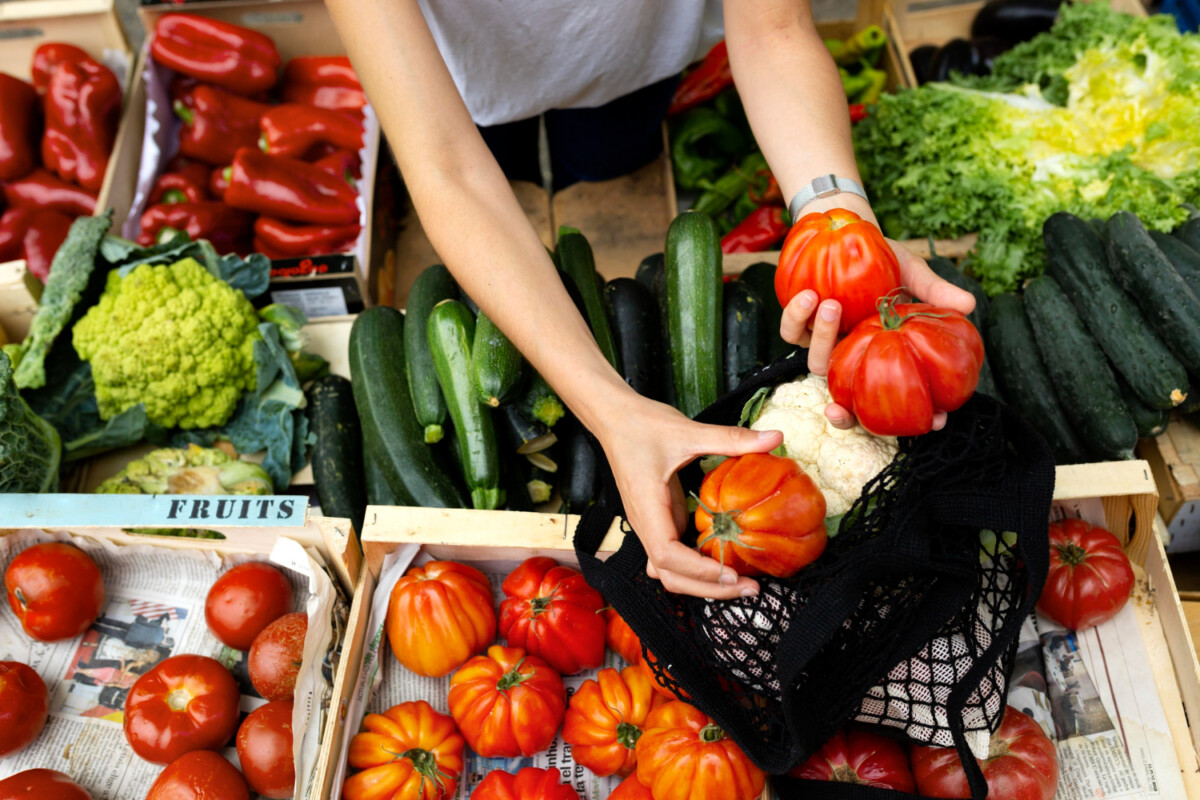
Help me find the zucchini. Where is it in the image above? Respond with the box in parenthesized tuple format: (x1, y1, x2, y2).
(472, 312, 525, 407)
(458, 290, 481, 317)
(307, 375, 366, 530)
(364, 440, 407, 506)
(605, 278, 664, 400)
(1044, 213, 1188, 409)
(1116, 374, 1169, 438)
(665, 211, 723, 417)
(497, 403, 557, 455)
(520, 373, 566, 428)
(1176, 217, 1200, 253)
(722, 281, 766, 392)
(649, 255, 677, 408)
(738, 261, 789, 361)
(1106, 212, 1200, 376)
(556, 227, 620, 370)
(636, 252, 664, 292)
(404, 264, 458, 443)
(558, 417, 598, 513)
(985, 293, 1089, 464)
(427, 300, 504, 509)
(1023, 275, 1137, 461)
(349, 307, 466, 507)
(1149, 230, 1200, 299)
(501, 450, 535, 512)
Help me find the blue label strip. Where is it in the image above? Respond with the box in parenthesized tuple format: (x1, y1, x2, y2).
(0, 495, 309, 528)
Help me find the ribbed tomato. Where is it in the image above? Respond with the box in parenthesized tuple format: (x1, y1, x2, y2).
(343, 700, 464, 800)
(146, 750, 250, 800)
(0, 769, 91, 799)
(499, 557, 605, 675)
(447, 645, 565, 757)
(5, 542, 104, 642)
(562, 665, 668, 777)
(0, 661, 47, 756)
(790, 728, 915, 791)
(123, 655, 241, 764)
(1038, 519, 1135, 631)
(471, 767, 579, 800)
(635, 701, 765, 800)
(605, 608, 643, 665)
(609, 775, 653, 800)
(695, 453, 827, 578)
(775, 208, 901, 334)
(386, 560, 496, 677)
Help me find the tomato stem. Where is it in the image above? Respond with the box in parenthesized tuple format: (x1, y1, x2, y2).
(497, 660, 530, 692)
(1054, 541, 1089, 567)
(876, 289, 954, 330)
(530, 596, 552, 616)
(616, 721, 642, 750)
(698, 723, 726, 744)
(830, 764, 865, 784)
(400, 747, 451, 795)
(166, 687, 192, 712)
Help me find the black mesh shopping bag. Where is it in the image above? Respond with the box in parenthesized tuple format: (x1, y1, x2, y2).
(573, 351, 1054, 799)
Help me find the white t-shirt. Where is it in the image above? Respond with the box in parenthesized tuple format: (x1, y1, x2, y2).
(417, 0, 726, 126)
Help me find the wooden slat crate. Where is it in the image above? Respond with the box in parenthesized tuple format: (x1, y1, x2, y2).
(1139, 417, 1200, 552)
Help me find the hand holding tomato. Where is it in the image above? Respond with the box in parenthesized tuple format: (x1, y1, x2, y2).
(124, 655, 241, 764)
(471, 767, 579, 800)
(0, 662, 47, 756)
(146, 751, 250, 800)
(236, 700, 295, 799)
(5, 542, 104, 641)
(499, 557, 605, 675)
(447, 645, 565, 757)
(249, 612, 306, 700)
(1038, 519, 1135, 631)
(344, 700, 464, 800)
(386, 560, 496, 678)
(205, 562, 294, 651)
(789, 728, 915, 791)
(635, 701, 765, 800)
(0, 769, 91, 799)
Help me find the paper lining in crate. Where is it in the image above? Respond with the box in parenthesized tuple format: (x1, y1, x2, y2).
(0, 494, 360, 800)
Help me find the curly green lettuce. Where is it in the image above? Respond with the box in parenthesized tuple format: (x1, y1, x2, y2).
(0, 351, 61, 492)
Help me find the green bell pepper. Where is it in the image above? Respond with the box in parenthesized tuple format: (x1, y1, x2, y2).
(691, 152, 767, 217)
(671, 107, 746, 191)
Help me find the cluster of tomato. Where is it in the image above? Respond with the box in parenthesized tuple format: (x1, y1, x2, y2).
(0, 543, 308, 799)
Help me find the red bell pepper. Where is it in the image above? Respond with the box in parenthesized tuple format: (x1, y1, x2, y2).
(40, 53, 122, 192)
(282, 84, 366, 116)
(174, 84, 271, 166)
(148, 159, 212, 204)
(721, 206, 789, 254)
(281, 55, 365, 114)
(668, 41, 733, 117)
(31, 43, 92, 93)
(849, 103, 869, 123)
(150, 14, 282, 96)
(3, 168, 97, 217)
(259, 103, 362, 159)
(309, 146, 361, 181)
(209, 165, 231, 199)
(21, 208, 74, 281)
(0, 73, 40, 181)
(225, 147, 359, 225)
(253, 216, 360, 259)
(137, 201, 254, 255)
(0, 208, 31, 262)
(747, 168, 783, 206)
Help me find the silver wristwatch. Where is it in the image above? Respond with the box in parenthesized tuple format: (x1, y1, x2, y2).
(788, 175, 869, 222)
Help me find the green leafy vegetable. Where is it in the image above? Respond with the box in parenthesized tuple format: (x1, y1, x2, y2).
(0, 351, 61, 492)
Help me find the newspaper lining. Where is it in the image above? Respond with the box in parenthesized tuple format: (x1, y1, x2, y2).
(0, 528, 347, 800)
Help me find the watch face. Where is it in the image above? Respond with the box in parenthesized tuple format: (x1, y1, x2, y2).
(813, 174, 838, 197)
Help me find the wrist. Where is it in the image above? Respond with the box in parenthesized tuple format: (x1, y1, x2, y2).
(799, 191, 876, 226)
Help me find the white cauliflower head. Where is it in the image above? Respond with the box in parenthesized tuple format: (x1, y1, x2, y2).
(749, 374, 898, 516)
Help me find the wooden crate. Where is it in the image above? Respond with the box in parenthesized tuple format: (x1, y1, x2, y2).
(1139, 417, 1200, 552)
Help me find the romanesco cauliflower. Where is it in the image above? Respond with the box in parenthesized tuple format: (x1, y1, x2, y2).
(750, 374, 898, 516)
(96, 444, 272, 495)
(72, 258, 260, 429)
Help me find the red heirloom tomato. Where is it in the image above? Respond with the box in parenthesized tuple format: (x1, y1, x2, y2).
(205, 562, 294, 651)
(343, 700, 464, 800)
(472, 767, 579, 800)
(610, 775, 653, 800)
(1038, 518, 1135, 631)
(911, 706, 1057, 800)
(636, 701, 765, 800)
(605, 608, 643, 665)
(0, 769, 91, 800)
(447, 644, 566, 757)
(695, 453, 828, 578)
(499, 557, 605, 675)
(236, 700, 295, 800)
(827, 295, 984, 437)
(789, 728, 915, 791)
(562, 665, 668, 777)
(775, 209, 902, 334)
(124, 654, 241, 764)
(249, 612, 307, 700)
(0, 661, 48, 756)
(385, 560, 496, 678)
(146, 750, 250, 800)
(5, 542, 104, 641)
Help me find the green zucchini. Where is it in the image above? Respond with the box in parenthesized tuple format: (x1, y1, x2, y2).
(605, 278, 664, 400)
(1116, 374, 1169, 438)
(363, 439, 407, 506)
(1149, 230, 1200, 299)
(556, 227, 620, 370)
(1175, 217, 1200, 253)
(1106, 212, 1200, 376)
(427, 300, 504, 510)
(349, 307, 466, 507)
(665, 211, 723, 417)
(404, 264, 458, 443)
(501, 450, 535, 512)
(649, 255, 677, 408)
(1023, 275, 1137, 461)
(738, 262, 789, 360)
(558, 417, 598, 513)
(497, 404, 557, 455)
(1044, 213, 1188, 409)
(472, 312, 525, 407)
(520, 373, 565, 428)
(985, 293, 1089, 464)
(636, 252, 664, 292)
(307, 375, 366, 530)
(722, 281, 766, 392)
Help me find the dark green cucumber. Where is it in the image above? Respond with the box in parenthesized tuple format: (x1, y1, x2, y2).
(986, 293, 1089, 464)
(404, 264, 458, 443)
(1150, 230, 1200, 299)
(722, 281, 765, 392)
(1116, 374, 1169, 438)
(976, 359, 1001, 402)
(1175, 217, 1200, 253)
(501, 450, 535, 512)
(427, 300, 503, 509)
(520, 373, 565, 428)
(927, 254, 988, 330)
(1106, 212, 1200, 376)
(472, 312, 525, 407)
(1023, 275, 1137, 461)
(349, 307, 466, 507)
(636, 253, 664, 292)
(605, 278, 664, 401)
(363, 439, 407, 506)
(649, 256, 677, 408)
(308, 375, 366, 530)
(497, 403, 557, 455)
(558, 417, 598, 513)
(665, 211, 723, 417)
(1044, 213, 1188, 409)
(556, 227, 620, 370)
(738, 261, 789, 360)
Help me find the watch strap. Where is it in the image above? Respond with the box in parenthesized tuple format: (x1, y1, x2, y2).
(788, 174, 869, 222)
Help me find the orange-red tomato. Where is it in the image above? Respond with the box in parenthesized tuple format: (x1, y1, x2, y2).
(695, 453, 827, 578)
(605, 608, 642, 665)
(236, 700, 295, 800)
(0, 661, 47, 756)
(636, 655, 689, 701)
(561, 665, 668, 777)
(1038, 519, 1135, 631)
(635, 701, 765, 800)
(472, 767, 579, 800)
(447, 645, 565, 757)
(789, 728, 915, 791)
(499, 557, 605, 675)
(386, 560, 496, 678)
(609, 774, 653, 800)
(0, 769, 91, 799)
(249, 612, 307, 700)
(205, 562, 294, 651)
(146, 750, 250, 800)
(124, 655, 241, 764)
(5, 542, 104, 641)
(343, 700, 464, 800)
